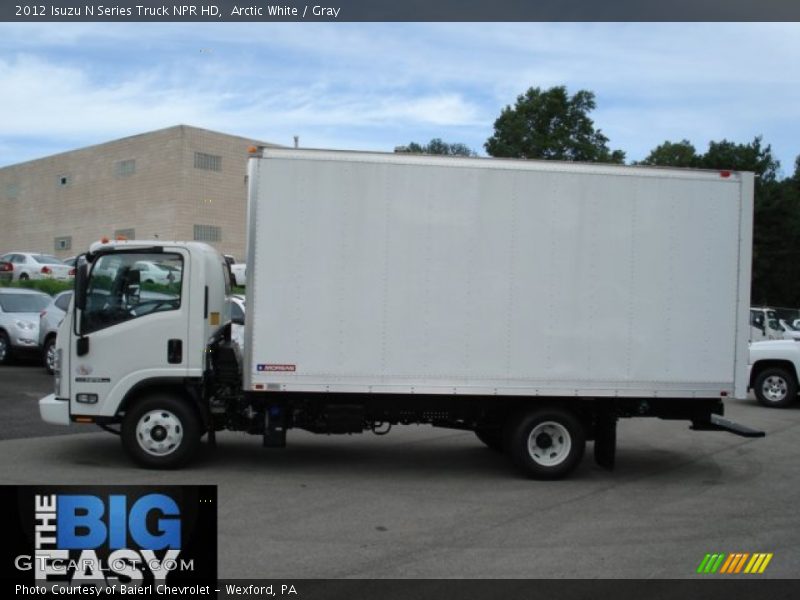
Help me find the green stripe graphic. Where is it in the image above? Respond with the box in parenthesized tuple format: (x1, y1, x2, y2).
(697, 554, 712, 573)
(698, 553, 727, 573)
(710, 554, 726, 573)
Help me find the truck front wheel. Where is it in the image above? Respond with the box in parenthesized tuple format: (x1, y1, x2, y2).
(505, 408, 586, 479)
(754, 368, 797, 408)
(121, 394, 201, 468)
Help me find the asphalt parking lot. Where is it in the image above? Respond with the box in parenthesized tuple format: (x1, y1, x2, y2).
(2, 363, 799, 579)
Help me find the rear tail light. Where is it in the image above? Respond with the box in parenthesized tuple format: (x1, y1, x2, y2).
(68, 268, 75, 276)
(0, 263, 11, 272)
(41, 266, 52, 274)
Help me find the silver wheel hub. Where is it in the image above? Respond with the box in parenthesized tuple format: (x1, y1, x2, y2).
(46, 343, 55, 370)
(0, 337, 6, 361)
(527, 421, 571, 467)
(762, 376, 788, 402)
(136, 410, 183, 456)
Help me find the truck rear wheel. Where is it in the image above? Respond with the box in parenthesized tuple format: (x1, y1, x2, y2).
(121, 394, 201, 469)
(754, 368, 797, 408)
(504, 407, 586, 479)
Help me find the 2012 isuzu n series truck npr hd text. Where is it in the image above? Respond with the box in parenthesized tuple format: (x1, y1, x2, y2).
(40, 148, 764, 479)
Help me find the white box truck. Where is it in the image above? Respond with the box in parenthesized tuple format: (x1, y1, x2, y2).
(40, 148, 763, 479)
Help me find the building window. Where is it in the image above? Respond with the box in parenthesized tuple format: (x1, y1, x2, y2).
(115, 159, 136, 177)
(194, 224, 222, 242)
(4, 182, 19, 199)
(57, 174, 71, 187)
(54, 236, 72, 251)
(194, 152, 222, 172)
(114, 228, 136, 240)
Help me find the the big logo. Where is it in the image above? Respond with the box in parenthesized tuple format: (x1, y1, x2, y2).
(29, 492, 189, 583)
(54, 494, 180, 550)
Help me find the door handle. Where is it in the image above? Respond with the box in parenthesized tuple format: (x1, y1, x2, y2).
(167, 339, 182, 364)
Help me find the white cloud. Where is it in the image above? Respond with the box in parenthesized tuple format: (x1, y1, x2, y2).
(0, 23, 799, 170)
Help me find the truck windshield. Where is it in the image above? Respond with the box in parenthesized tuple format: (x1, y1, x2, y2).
(81, 252, 183, 334)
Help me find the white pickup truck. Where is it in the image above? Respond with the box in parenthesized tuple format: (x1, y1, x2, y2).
(749, 340, 800, 407)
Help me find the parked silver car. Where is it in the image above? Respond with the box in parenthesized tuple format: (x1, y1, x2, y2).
(0, 288, 52, 364)
(39, 290, 73, 374)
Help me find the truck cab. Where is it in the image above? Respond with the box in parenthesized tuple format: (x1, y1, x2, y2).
(40, 240, 230, 465)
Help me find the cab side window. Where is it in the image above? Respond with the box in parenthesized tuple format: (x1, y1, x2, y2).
(81, 252, 184, 334)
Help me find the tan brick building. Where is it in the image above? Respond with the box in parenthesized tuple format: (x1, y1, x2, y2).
(0, 125, 277, 261)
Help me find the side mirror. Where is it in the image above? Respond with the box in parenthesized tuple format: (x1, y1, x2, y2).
(125, 269, 141, 300)
(74, 261, 88, 311)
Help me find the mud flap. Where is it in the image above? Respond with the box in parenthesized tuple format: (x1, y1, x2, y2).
(594, 413, 617, 470)
(263, 406, 287, 448)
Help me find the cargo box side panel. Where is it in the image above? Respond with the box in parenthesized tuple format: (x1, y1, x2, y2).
(507, 172, 738, 388)
(734, 173, 755, 399)
(245, 152, 743, 398)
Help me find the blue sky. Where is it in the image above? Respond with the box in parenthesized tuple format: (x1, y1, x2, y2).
(1, 22, 799, 176)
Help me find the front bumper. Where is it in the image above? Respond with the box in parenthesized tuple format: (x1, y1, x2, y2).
(39, 393, 70, 426)
(10, 327, 40, 350)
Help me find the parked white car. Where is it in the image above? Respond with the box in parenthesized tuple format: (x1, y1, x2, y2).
(749, 340, 800, 407)
(39, 290, 73, 374)
(0, 288, 52, 364)
(0, 260, 12, 282)
(224, 255, 247, 287)
(0, 252, 73, 281)
(230, 294, 245, 349)
(132, 260, 180, 286)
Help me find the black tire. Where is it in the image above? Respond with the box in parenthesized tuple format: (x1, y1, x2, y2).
(475, 428, 504, 452)
(43, 336, 56, 374)
(754, 367, 797, 408)
(0, 331, 10, 365)
(19, 273, 29, 281)
(504, 407, 586, 480)
(121, 394, 201, 469)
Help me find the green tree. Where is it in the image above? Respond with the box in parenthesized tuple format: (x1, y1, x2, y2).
(700, 136, 780, 183)
(695, 137, 786, 306)
(484, 86, 624, 163)
(638, 139, 700, 168)
(395, 138, 477, 157)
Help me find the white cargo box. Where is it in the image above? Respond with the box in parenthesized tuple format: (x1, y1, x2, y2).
(244, 149, 753, 399)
